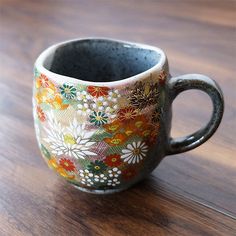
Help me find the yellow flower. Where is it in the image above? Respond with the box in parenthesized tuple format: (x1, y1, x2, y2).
(63, 134, 76, 145)
(57, 167, 75, 180)
(57, 167, 68, 177)
(47, 157, 59, 169)
(47, 157, 75, 180)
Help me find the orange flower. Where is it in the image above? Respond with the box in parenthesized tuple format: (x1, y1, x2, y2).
(35, 89, 47, 104)
(104, 133, 127, 146)
(133, 115, 148, 129)
(59, 158, 76, 172)
(66, 174, 76, 180)
(36, 106, 46, 122)
(87, 86, 109, 97)
(40, 74, 50, 87)
(57, 167, 75, 180)
(36, 74, 52, 88)
(48, 94, 69, 110)
(35, 82, 57, 104)
(47, 157, 59, 169)
(47, 157, 75, 180)
(122, 115, 149, 136)
(124, 122, 137, 136)
(104, 120, 123, 133)
(118, 106, 138, 121)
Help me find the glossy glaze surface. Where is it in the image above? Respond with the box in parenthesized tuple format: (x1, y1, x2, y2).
(33, 39, 224, 193)
(33, 39, 169, 193)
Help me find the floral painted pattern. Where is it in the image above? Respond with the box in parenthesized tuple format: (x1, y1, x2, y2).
(33, 69, 167, 190)
(121, 141, 148, 164)
(37, 106, 46, 122)
(59, 84, 77, 99)
(87, 86, 109, 98)
(118, 106, 138, 121)
(59, 158, 76, 172)
(43, 150, 77, 180)
(104, 154, 122, 167)
(87, 160, 107, 174)
(128, 81, 160, 109)
(89, 111, 108, 126)
(44, 112, 97, 159)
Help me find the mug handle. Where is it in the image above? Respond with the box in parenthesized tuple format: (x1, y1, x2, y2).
(166, 74, 224, 155)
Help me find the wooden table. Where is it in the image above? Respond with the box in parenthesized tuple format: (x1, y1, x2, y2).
(0, 0, 235, 235)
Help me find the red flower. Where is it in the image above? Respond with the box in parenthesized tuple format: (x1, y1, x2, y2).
(158, 70, 167, 86)
(118, 106, 138, 121)
(59, 158, 76, 172)
(39, 74, 50, 88)
(122, 167, 137, 180)
(104, 154, 122, 167)
(36, 106, 46, 122)
(87, 86, 109, 97)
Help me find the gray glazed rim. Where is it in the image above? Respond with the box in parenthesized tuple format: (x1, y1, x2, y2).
(34, 37, 166, 87)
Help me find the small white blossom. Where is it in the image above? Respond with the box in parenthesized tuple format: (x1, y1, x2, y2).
(77, 103, 92, 116)
(108, 167, 122, 178)
(91, 96, 109, 112)
(107, 89, 121, 103)
(77, 90, 92, 103)
(94, 173, 108, 183)
(107, 178, 120, 186)
(79, 169, 95, 186)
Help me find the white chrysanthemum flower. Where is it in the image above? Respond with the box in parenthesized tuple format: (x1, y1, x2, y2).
(121, 141, 148, 164)
(44, 112, 97, 159)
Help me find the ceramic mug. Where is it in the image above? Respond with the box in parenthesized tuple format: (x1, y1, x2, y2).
(33, 38, 224, 194)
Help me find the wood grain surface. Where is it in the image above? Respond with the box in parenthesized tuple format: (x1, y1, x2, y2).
(0, 0, 236, 235)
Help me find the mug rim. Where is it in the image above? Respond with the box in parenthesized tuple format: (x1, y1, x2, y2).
(35, 37, 166, 87)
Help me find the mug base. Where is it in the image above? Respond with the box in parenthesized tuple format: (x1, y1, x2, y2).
(73, 184, 129, 194)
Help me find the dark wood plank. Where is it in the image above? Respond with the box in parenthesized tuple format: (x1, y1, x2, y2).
(0, 165, 236, 236)
(0, 0, 235, 235)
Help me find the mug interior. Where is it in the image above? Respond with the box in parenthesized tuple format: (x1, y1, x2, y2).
(43, 39, 161, 82)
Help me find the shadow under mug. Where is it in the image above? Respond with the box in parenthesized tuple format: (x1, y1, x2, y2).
(33, 38, 224, 194)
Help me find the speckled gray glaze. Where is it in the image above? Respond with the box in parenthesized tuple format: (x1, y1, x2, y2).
(33, 38, 224, 194)
(166, 74, 224, 154)
(45, 39, 160, 82)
